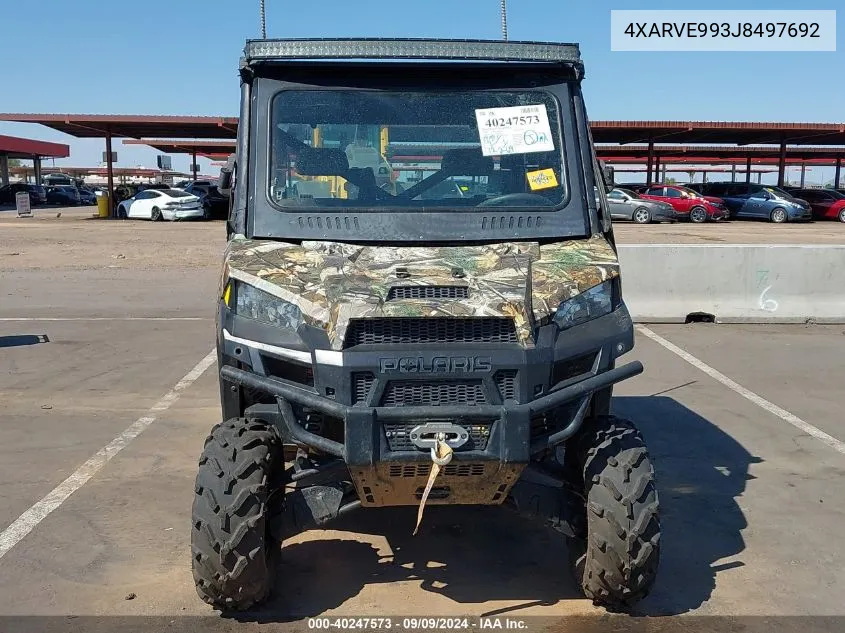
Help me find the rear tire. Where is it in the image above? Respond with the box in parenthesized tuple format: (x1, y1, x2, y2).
(770, 207, 788, 223)
(689, 206, 707, 223)
(632, 207, 652, 224)
(567, 416, 660, 610)
(151, 206, 162, 221)
(838, 209, 845, 223)
(191, 418, 282, 611)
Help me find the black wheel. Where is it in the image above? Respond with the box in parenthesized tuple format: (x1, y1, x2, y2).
(770, 207, 787, 223)
(151, 206, 162, 221)
(839, 209, 845, 223)
(117, 205, 127, 219)
(191, 418, 282, 611)
(632, 207, 652, 224)
(689, 206, 707, 223)
(566, 416, 660, 610)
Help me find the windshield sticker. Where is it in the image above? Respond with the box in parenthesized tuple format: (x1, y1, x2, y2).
(526, 168, 559, 191)
(475, 105, 556, 156)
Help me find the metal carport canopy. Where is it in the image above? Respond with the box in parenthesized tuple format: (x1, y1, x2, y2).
(596, 143, 845, 187)
(596, 145, 845, 162)
(122, 139, 236, 157)
(0, 134, 70, 186)
(0, 113, 238, 216)
(4, 115, 843, 145)
(590, 121, 845, 145)
(0, 113, 238, 139)
(0, 134, 70, 159)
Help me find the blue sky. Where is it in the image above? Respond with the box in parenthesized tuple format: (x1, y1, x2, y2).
(1, 0, 842, 182)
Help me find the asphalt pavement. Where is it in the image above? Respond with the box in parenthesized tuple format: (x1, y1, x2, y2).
(0, 209, 843, 630)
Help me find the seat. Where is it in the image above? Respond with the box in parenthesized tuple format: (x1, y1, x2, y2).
(295, 148, 349, 176)
(440, 148, 494, 176)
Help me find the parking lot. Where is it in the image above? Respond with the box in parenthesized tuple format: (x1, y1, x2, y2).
(2, 209, 845, 627)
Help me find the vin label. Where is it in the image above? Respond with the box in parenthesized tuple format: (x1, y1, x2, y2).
(611, 10, 835, 52)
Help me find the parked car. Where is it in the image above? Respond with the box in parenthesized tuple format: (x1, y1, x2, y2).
(183, 182, 228, 219)
(117, 188, 203, 221)
(606, 187, 678, 223)
(45, 185, 81, 206)
(0, 183, 48, 205)
(789, 188, 845, 222)
(636, 184, 727, 222)
(136, 183, 173, 192)
(77, 187, 97, 205)
(695, 182, 812, 223)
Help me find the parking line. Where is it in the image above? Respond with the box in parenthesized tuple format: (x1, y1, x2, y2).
(636, 325, 845, 456)
(0, 348, 217, 561)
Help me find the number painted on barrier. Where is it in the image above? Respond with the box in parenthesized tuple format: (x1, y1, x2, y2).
(758, 285, 779, 312)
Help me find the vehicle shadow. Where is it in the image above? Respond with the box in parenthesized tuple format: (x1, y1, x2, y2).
(230, 395, 755, 621)
(614, 395, 758, 616)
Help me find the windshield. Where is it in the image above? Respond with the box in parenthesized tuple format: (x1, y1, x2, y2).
(164, 189, 193, 198)
(764, 186, 796, 200)
(617, 188, 639, 198)
(269, 90, 565, 210)
(677, 186, 702, 197)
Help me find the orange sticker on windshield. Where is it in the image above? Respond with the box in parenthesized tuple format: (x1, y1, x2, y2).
(527, 168, 558, 191)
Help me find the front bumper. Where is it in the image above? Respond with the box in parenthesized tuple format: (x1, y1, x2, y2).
(787, 207, 813, 221)
(652, 207, 679, 221)
(218, 305, 641, 506)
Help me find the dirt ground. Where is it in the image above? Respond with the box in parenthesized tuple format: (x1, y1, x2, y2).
(2, 206, 843, 274)
(0, 207, 225, 271)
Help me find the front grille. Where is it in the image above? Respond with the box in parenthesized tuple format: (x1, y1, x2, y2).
(384, 422, 491, 452)
(351, 372, 375, 405)
(388, 463, 487, 478)
(387, 286, 468, 301)
(494, 370, 518, 401)
(344, 317, 517, 347)
(380, 381, 486, 407)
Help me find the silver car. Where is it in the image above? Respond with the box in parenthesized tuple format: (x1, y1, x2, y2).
(607, 187, 678, 224)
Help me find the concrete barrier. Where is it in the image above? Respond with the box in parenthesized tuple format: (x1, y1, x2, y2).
(617, 244, 845, 323)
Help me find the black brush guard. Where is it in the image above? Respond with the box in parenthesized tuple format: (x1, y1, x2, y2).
(220, 360, 643, 459)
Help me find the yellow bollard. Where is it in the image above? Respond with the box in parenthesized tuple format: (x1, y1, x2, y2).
(96, 192, 110, 218)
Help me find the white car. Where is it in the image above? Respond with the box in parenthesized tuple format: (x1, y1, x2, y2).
(117, 188, 204, 221)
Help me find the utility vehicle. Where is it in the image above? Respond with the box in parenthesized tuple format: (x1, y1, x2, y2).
(191, 38, 660, 612)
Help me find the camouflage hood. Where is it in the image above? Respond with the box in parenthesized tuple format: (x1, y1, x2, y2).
(223, 236, 619, 349)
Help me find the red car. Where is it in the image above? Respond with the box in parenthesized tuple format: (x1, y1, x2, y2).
(790, 189, 845, 222)
(634, 185, 727, 223)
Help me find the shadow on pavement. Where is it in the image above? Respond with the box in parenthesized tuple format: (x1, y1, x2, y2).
(0, 334, 49, 348)
(230, 395, 756, 621)
(614, 395, 759, 616)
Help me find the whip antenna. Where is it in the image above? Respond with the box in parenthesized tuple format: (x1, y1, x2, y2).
(260, 0, 267, 38)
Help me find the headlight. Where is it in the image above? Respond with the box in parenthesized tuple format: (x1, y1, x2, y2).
(232, 282, 305, 330)
(553, 280, 618, 331)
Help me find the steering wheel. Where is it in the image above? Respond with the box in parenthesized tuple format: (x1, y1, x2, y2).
(478, 193, 555, 208)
